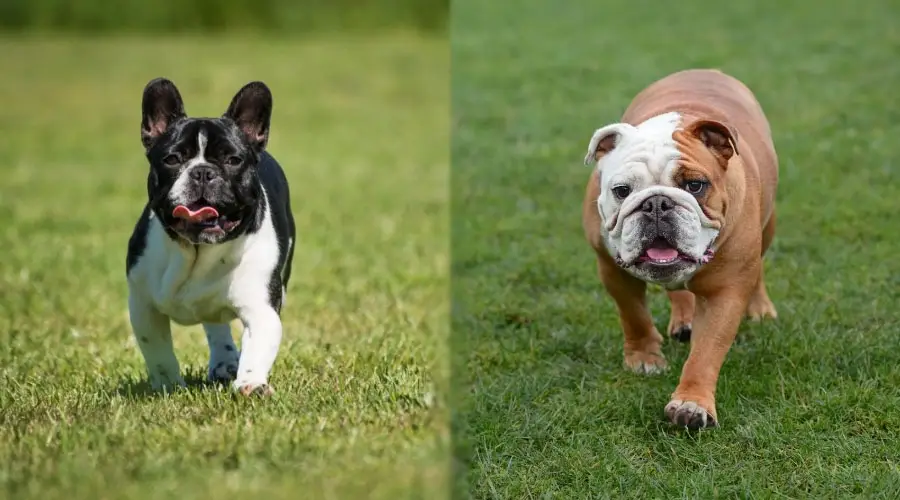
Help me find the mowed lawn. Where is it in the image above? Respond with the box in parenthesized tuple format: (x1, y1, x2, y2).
(452, 0, 900, 497)
(0, 35, 448, 499)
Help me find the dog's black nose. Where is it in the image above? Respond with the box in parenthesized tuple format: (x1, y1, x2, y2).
(641, 195, 675, 216)
(190, 165, 219, 183)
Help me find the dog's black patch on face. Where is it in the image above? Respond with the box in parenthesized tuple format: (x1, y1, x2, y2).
(144, 118, 264, 245)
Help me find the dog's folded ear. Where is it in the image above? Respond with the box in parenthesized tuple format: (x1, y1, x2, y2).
(141, 78, 186, 150)
(224, 82, 273, 152)
(685, 119, 739, 167)
(584, 123, 635, 166)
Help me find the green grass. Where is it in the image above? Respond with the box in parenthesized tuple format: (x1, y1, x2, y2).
(452, 0, 900, 497)
(0, 0, 447, 34)
(0, 34, 448, 499)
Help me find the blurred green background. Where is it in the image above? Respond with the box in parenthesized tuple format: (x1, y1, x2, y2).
(0, 1, 448, 499)
(0, 0, 448, 34)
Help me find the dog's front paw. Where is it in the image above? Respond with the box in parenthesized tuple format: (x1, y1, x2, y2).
(665, 399, 717, 429)
(208, 360, 239, 384)
(234, 382, 274, 397)
(624, 349, 667, 374)
(204, 325, 240, 384)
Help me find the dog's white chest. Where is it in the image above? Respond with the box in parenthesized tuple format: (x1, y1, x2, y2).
(129, 219, 242, 326)
(155, 264, 236, 326)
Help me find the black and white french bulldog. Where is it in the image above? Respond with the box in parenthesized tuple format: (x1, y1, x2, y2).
(126, 78, 295, 396)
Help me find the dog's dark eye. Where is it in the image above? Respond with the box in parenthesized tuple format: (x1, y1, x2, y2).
(162, 154, 181, 166)
(684, 180, 708, 195)
(225, 156, 242, 167)
(612, 185, 632, 200)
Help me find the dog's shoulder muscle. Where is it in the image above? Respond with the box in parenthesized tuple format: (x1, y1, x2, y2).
(126, 204, 153, 277)
(255, 153, 296, 312)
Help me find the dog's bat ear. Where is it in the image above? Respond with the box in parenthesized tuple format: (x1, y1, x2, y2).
(584, 123, 634, 166)
(686, 119, 739, 167)
(141, 78, 186, 150)
(224, 81, 273, 152)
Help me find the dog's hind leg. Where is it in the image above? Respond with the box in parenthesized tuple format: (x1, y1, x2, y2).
(746, 214, 777, 321)
(666, 290, 696, 342)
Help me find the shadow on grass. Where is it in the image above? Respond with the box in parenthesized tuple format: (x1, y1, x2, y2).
(113, 366, 220, 399)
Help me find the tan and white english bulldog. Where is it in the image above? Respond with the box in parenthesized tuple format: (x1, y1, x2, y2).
(582, 69, 779, 429)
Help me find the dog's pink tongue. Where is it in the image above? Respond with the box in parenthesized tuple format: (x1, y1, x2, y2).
(646, 247, 679, 261)
(172, 205, 219, 222)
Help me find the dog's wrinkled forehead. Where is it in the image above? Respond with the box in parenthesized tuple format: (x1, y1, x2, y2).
(593, 112, 683, 187)
(156, 118, 245, 159)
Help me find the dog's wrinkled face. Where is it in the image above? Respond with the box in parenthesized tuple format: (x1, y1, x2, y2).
(140, 78, 273, 245)
(584, 112, 738, 285)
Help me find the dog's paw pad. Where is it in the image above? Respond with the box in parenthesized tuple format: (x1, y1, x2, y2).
(665, 399, 717, 429)
(624, 351, 668, 375)
(237, 383, 274, 397)
(669, 323, 692, 343)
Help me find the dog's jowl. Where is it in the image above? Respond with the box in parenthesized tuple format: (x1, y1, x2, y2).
(126, 78, 295, 395)
(582, 69, 779, 429)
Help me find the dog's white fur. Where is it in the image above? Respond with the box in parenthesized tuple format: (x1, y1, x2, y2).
(127, 190, 283, 392)
(584, 112, 720, 285)
(168, 129, 208, 206)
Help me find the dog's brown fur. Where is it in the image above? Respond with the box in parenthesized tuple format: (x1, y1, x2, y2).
(582, 69, 779, 428)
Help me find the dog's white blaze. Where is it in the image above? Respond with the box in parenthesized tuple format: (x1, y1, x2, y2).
(168, 128, 208, 204)
(197, 127, 208, 156)
(587, 111, 720, 285)
(127, 186, 285, 392)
